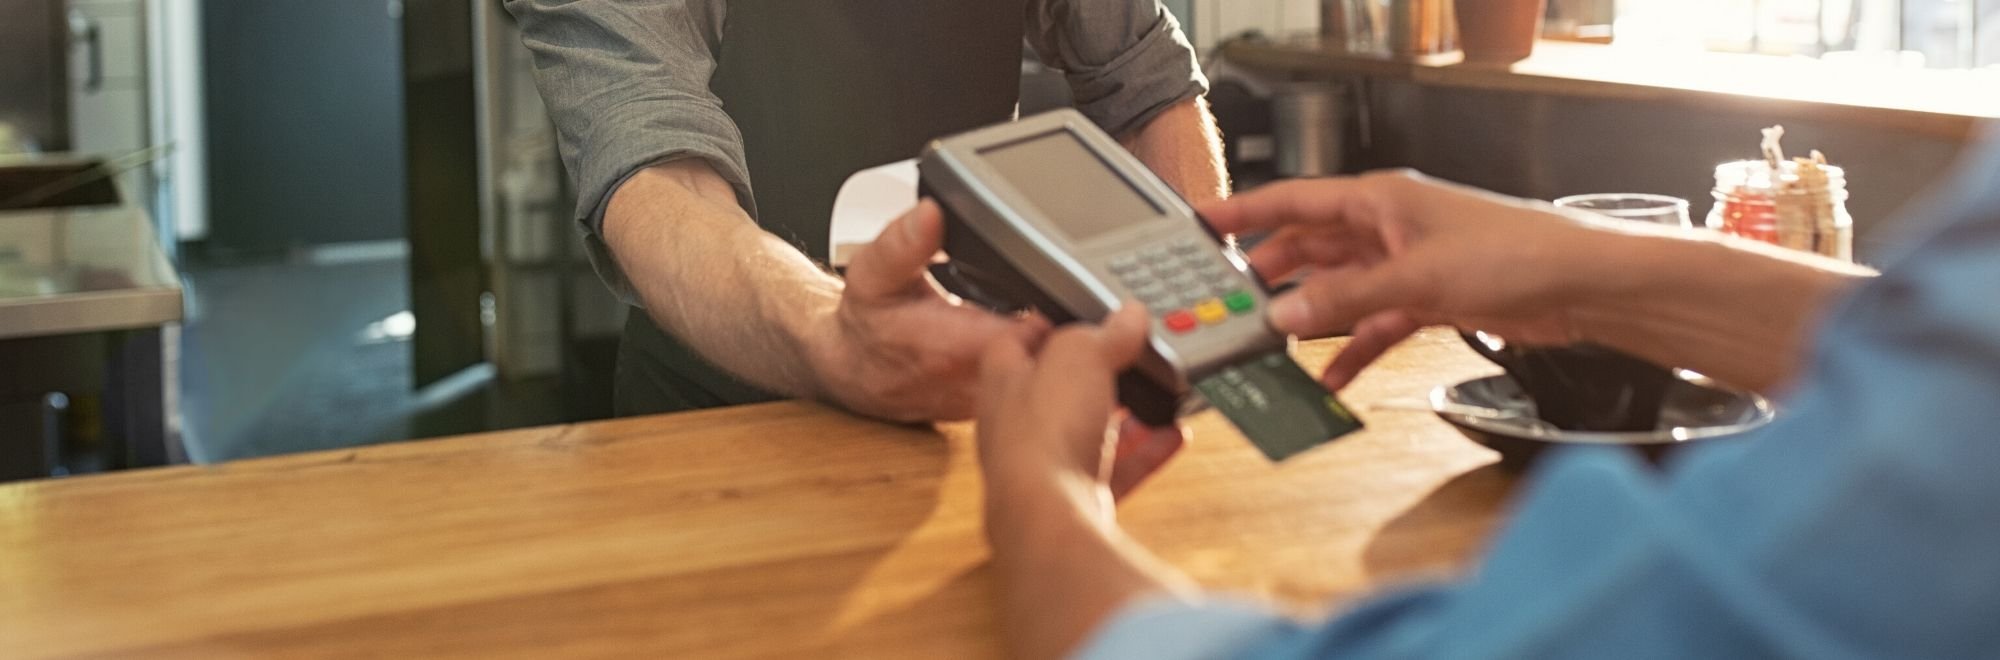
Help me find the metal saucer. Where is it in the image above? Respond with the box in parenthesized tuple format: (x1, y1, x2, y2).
(1431, 373, 1776, 470)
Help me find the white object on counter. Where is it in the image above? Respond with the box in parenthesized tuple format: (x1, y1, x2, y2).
(0, 123, 26, 154)
(827, 159, 919, 268)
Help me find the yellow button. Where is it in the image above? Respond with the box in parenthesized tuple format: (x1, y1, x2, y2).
(1194, 299, 1229, 325)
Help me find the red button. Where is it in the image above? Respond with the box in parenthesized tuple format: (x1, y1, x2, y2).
(1164, 310, 1198, 334)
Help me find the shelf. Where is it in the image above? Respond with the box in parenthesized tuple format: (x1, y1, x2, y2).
(1221, 38, 1999, 141)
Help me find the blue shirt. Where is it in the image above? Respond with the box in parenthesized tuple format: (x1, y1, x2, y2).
(1079, 130, 2000, 660)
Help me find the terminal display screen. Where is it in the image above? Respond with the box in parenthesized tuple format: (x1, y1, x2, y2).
(978, 130, 1164, 242)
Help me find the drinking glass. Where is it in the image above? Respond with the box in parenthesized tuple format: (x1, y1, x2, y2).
(1323, 0, 1390, 54)
(1553, 193, 1693, 228)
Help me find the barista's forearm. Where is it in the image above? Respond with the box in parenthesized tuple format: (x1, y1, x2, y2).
(1123, 96, 1230, 204)
(603, 160, 841, 399)
(1571, 231, 1873, 393)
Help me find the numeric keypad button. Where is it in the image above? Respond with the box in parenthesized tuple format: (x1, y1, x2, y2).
(1108, 256, 1142, 276)
(1128, 283, 1169, 306)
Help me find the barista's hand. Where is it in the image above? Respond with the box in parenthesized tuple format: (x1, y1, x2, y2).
(808, 200, 1051, 422)
(977, 305, 1187, 508)
(1201, 171, 1604, 390)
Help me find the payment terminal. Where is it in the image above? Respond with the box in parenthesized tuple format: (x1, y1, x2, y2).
(919, 109, 1360, 460)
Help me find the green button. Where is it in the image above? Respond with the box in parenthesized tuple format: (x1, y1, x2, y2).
(1224, 290, 1256, 313)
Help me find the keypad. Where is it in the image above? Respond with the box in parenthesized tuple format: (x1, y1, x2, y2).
(1111, 237, 1259, 334)
(1108, 256, 1143, 276)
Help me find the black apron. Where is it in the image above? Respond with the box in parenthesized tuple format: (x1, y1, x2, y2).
(614, 0, 1027, 416)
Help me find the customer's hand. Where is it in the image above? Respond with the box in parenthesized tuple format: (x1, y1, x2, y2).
(976, 305, 1187, 509)
(807, 200, 1052, 422)
(1201, 171, 1606, 390)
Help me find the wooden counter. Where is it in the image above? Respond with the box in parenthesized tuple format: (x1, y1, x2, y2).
(1224, 38, 2000, 141)
(0, 329, 1509, 659)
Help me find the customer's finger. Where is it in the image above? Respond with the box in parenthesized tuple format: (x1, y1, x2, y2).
(1015, 307, 1149, 427)
(1095, 304, 1152, 371)
(1269, 263, 1428, 339)
(1243, 226, 1374, 283)
(1199, 178, 1372, 235)
(978, 330, 1033, 410)
(1243, 228, 1315, 283)
(847, 200, 943, 300)
(1321, 310, 1423, 391)
(1031, 305, 1149, 379)
(909, 303, 1048, 373)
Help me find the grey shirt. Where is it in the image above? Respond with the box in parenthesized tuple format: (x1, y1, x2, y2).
(505, 0, 1208, 302)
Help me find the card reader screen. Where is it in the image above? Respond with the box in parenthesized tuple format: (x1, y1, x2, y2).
(979, 130, 1164, 242)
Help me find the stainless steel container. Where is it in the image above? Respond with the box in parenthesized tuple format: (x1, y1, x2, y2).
(1272, 82, 1352, 178)
(1323, 0, 1389, 53)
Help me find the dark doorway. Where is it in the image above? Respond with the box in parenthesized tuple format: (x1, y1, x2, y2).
(201, 0, 406, 252)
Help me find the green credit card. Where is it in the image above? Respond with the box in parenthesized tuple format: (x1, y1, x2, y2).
(1194, 350, 1363, 462)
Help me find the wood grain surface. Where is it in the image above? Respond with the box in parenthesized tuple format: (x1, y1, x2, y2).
(0, 328, 1511, 659)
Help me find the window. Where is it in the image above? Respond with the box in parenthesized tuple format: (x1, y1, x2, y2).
(1581, 0, 1999, 69)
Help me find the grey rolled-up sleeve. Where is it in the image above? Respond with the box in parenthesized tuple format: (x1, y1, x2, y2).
(1025, 0, 1209, 137)
(504, 0, 749, 302)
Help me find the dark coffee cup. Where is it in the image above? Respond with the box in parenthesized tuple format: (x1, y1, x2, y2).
(1458, 332, 1680, 432)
